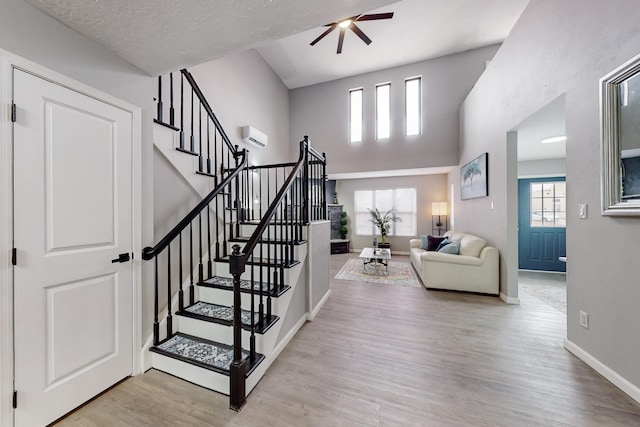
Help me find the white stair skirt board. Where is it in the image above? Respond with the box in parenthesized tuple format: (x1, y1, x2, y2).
(500, 292, 521, 305)
(153, 122, 213, 198)
(564, 339, 640, 405)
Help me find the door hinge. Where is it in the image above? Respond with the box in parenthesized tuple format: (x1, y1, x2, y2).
(11, 102, 16, 123)
(13, 390, 17, 409)
(11, 248, 16, 266)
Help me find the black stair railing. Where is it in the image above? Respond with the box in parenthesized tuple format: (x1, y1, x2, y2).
(228, 136, 327, 410)
(155, 69, 237, 185)
(153, 69, 328, 411)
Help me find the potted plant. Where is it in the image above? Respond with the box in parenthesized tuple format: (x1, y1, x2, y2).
(339, 211, 348, 239)
(368, 207, 401, 248)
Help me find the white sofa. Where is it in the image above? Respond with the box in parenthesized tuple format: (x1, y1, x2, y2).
(409, 231, 499, 295)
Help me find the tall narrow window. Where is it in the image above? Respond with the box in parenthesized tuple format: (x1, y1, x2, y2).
(349, 88, 363, 142)
(376, 83, 390, 139)
(405, 77, 421, 136)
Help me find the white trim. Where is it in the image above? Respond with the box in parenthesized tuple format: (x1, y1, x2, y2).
(307, 289, 331, 321)
(564, 338, 640, 404)
(500, 293, 520, 305)
(0, 48, 142, 427)
(0, 52, 15, 427)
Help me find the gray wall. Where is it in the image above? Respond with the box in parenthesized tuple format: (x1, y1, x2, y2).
(454, 0, 640, 389)
(0, 0, 156, 340)
(290, 45, 500, 175)
(336, 174, 448, 251)
(188, 49, 293, 166)
(309, 221, 330, 311)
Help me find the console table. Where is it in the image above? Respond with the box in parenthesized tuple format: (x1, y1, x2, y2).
(331, 239, 350, 254)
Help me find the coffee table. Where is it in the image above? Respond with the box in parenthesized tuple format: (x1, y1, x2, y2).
(359, 247, 391, 275)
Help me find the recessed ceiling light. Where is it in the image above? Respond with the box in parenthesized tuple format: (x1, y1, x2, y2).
(541, 136, 567, 144)
(338, 19, 352, 29)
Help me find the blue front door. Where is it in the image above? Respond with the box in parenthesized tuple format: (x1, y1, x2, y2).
(518, 177, 566, 272)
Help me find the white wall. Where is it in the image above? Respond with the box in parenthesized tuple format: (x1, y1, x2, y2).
(290, 45, 500, 175)
(518, 158, 566, 178)
(336, 174, 448, 251)
(455, 0, 640, 391)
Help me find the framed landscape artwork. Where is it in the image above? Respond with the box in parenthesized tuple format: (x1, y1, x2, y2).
(461, 153, 488, 200)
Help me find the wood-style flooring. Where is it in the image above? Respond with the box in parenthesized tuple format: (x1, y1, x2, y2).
(55, 253, 640, 426)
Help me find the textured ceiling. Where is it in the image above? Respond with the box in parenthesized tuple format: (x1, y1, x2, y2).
(257, 0, 530, 88)
(23, 0, 397, 75)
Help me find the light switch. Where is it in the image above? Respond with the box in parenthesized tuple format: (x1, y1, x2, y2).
(578, 203, 588, 219)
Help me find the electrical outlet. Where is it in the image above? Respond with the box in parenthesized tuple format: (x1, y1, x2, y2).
(579, 310, 589, 329)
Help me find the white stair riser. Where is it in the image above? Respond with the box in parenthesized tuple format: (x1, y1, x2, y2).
(177, 316, 278, 351)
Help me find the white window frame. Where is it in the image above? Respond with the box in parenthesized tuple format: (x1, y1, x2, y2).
(376, 82, 391, 140)
(354, 188, 417, 237)
(349, 87, 363, 143)
(405, 76, 422, 136)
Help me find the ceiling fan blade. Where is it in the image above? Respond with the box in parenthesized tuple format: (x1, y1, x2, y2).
(336, 27, 346, 54)
(356, 12, 394, 21)
(350, 23, 372, 45)
(310, 25, 337, 46)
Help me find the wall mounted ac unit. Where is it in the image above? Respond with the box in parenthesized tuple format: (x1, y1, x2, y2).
(242, 125, 268, 149)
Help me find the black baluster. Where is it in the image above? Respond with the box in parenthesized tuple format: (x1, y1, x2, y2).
(153, 256, 159, 345)
(157, 76, 163, 122)
(169, 72, 175, 126)
(166, 245, 173, 337)
(207, 119, 212, 175)
(190, 88, 195, 153)
(198, 212, 204, 284)
(250, 262, 256, 363)
(179, 232, 184, 311)
(214, 129, 218, 186)
(215, 193, 220, 260)
(189, 222, 194, 305)
(179, 73, 185, 150)
(322, 152, 327, 219)
(207, 203, 212, 278)
(198, 103, 203, 173)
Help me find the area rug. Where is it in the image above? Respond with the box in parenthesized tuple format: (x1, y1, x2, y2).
(335, 258, 421, 287)
(519, 271, 566, 314)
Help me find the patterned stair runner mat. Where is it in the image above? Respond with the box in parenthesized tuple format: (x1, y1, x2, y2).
(185, 301, 260, 325)
(156, 334, 248, 371)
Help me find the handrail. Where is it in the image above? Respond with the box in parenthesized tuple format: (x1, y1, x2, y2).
(239, 137, 308, 262)
(180, 69, 236, 155)
(142, 149, 248, 260)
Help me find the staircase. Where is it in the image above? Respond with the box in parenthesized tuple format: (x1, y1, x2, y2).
(144, 70, 327, 410)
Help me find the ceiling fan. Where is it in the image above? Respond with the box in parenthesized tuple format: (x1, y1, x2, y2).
(310, 12, 394, 54)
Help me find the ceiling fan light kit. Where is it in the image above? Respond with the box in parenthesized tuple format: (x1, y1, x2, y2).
(310, 12, 394, 54)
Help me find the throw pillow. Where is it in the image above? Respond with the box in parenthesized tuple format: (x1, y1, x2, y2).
(419, 235, 430, 250)
(435, 238, 450, 252)
(427, 235, 446, 251)
(438, 241, 460, 255)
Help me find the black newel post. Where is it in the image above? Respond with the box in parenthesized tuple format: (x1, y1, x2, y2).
(229, 244, 247, 411)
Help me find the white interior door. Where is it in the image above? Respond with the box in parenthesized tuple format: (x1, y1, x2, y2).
(13, 69, 133, 426)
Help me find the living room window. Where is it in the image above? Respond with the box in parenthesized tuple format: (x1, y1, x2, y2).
(376, 83, 390, 139)
(405, 76, 421, 136)
(354, 188, 417, 236)
(349, 88, 363, 142)
(530, 181, 566, 227)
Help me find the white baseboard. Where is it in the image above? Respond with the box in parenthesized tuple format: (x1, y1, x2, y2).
(564, 339, 640, 404)
(500, 292, 520, 305)
(307, 289, 331, 321)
